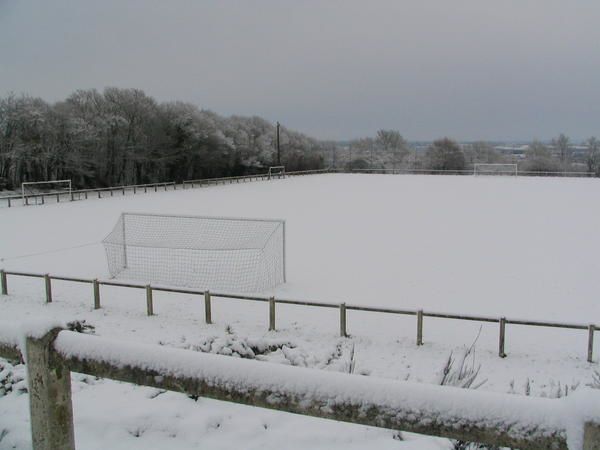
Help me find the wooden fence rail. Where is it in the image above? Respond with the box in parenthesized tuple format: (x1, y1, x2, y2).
(0, 269, 596, 362)
(0, 326, 598, 450)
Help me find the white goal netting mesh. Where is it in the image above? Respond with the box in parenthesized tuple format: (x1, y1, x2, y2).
(473, 164, 518, 176)
(102, 213, 286, 293)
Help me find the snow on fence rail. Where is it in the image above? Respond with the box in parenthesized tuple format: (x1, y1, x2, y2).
(0, 269, 596, 363)
(0, 323, 599, 450)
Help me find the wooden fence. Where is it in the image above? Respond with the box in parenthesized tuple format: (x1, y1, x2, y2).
(1, 325, 599, 450)
(0, 269, 595, 362)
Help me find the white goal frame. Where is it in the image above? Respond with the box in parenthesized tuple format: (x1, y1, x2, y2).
(21, 179, 72, 205)
(102, 212, 287, 293)
(268, 166, 286, 180)
(473, 164, 518, 176)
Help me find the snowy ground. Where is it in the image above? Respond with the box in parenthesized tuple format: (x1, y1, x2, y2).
(1, 174, 599, 449)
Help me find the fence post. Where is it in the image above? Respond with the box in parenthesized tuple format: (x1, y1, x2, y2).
(589, 325, 595, 363)
(499, 317, 507, 358)
(417, 310, 423, 346)
(340, 303, 347, 337)
(146, 285, 154, 316)
(584, 422, 600, 450)
(45, 274, 52, 303)
(26, 328, 76, 450)
(0, 269, 7, 295)
(269, 296, 276, 331)
(93, 279, 100, 309)
(204, 290, 212, 324)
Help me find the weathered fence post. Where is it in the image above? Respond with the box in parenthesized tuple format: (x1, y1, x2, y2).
(584, 422, 600, 450)
(417, 310, 423, 346)
(44, 274, 52, 303)
(589, 325, 595, 363)
(499, 317, 507, 358)
(340, 303, 347, 337)
(146, 285, 154, 316)
(93, 279, 100, 310)
(204, 290, 212, 324)
(26, 328, 76, 450)
(269, 296, 276, 331)
(0, 269, 7, 295)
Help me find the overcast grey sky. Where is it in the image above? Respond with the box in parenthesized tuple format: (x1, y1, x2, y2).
(1, 0, 599, 141)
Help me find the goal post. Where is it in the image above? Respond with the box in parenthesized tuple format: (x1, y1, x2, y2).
(102, 212, 286, 293)
(268, 166, 285, 180)
(21, 179, 72, 205)
(473, 164, 518, 176)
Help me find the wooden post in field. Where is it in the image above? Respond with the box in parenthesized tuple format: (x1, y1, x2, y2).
(416, 310, 423, 346)
(26, 328, 76, 450)
(93, 279, 100, 309)
(583, 422, 600, 450)
(146, 285, 154, 316)
(269, 296, 276, 331)
(340, 303, 347, 337)
(588, 325, 595, 363)
(0, 270, 7, 295)
(499, 317, 507, 358)
(45, 274, 52, 303)
(204, 290, 212, 324)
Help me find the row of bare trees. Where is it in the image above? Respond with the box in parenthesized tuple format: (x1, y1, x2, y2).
(341, 132, 600, 176)
(0, 88, 325, 190)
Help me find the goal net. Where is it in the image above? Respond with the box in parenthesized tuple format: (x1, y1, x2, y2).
(473, 164, 518, 176)
(102, 213, 286, 293)
(268, 166, 285, 179)
(22, 180, 72, 205)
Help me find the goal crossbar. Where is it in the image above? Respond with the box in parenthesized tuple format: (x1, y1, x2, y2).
(473, 164, 518, 176)
(22, 179, 72, 205)
(268, 166, 286, 179)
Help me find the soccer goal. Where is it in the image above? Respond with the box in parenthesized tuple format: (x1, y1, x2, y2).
(473, 164, 518, 176)
(21, 179, 72, 205)
(102, 212, 286, 293)
(268, 166, 286, 180)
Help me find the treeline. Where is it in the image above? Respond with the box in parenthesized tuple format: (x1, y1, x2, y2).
(0, 88, 325, 190)
(338, 132, 600, 176)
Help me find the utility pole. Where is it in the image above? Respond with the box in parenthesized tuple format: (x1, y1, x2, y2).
(276, 122, 281, 165)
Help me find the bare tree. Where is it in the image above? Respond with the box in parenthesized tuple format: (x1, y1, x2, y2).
(551, 133, 570, 169)
(425, 138, 466, 172)
(375, 129, 409, 170)
(586, 136, 600, 176)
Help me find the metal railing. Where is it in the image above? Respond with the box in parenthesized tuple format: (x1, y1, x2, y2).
(3, 167, 595, 208)
(0, 181, 177, 208)
(1, 169, 334, 208)
(2, 325, 599, 450)
(0, 269, 595, 362)
(347, 168, 596, 177)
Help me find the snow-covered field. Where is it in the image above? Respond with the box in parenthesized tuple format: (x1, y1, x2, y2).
(1, 174, 599, 449)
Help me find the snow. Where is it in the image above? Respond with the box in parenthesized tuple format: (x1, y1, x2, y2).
(1, 173, 599, 449)
(53, 330, 568, 440)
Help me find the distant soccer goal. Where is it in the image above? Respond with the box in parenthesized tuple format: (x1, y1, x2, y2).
(268, 166, 285, 180)
(21, 179, 72, 205)
(473, 164, 518, 176)
(102, 212, 286, 293)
